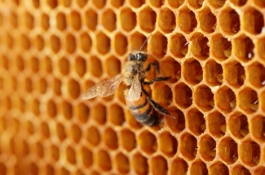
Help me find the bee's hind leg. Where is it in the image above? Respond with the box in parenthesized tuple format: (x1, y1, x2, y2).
(142, 76, 171, 85)
(145, 62, 160, 73)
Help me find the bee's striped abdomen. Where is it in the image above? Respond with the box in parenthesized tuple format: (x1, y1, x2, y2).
(125, 94, 159, 126)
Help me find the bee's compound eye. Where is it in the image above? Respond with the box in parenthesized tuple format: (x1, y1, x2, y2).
(138, 53, 147, 61)
(128, 53, 135, 60)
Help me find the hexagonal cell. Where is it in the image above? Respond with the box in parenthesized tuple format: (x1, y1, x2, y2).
(96, 32, 110, 55)
(158, 8, 176, 33)
(41, 121, 50, 139)
(45, 164, 54, 175)
(65, 33, 76, 53)
(173, 83, 192, 109)
(67, 78, 80, 99)
(70, 124, 82, 143)
(76, 0, 88, 7)
(243, 8, 264, 34)
(209, 162, 229, 175)
(74, 56, 86, 77)
(138, 7, 156, 33)
(211, 34, 232, 60)
(50, 34, 60, 53)
(159, 57, 181, 83)
(187, 108, 205, 136)
(80, 32, 92, 53)
(215, 86, 236, 113)
(38, 77, 47, 94)
(198, 7, 216, 33)
(231, 165, 251, 175)
(179, 133, 197, 160)
(169, 158, 188, 175)
(199, 134, 216, 161)
(108, 103, 125, 126)
(190, 160, 208, 175)
(60, 167, 69, 175)
(35, 141, 44, 158)
(248, 62, 265, 88)
(50, 144, 59, 161)
(101, 8, 116, 32)
(62, 0, 71, 7)
(41, 13, 49, 30)
(69, 11, 81, 30)
(194, 85, 214, 112)
(138, 130, 157, 154)
(81, 146, 93, 168)
(119, 128, 136, 151)
(114, 32, 127, 56)
(128, 0, 143, 8)
(183, 58, 202, 84)
(257, 37, 265, 61)
(219, 8, 240, 34)
(47, 99, 57, 118)
(165, 107, 185, 133)
(96, 149, 111, 171)
(207, 111, 226, 137)
(92, 0, 106, 8)
(254, 167, 265, 175)
(34, 35, 44, 51)
(19, 34, 31, 50)
(24, 11, 34, 29)
(86, 126, 101, 146)
(56, 122, 66, 141)
(42, 56, 53, 73)
(224, 60, 245, 87)
(150, 0, 164, 7)
(152, 83, 172, 106)
(150, 156, 168, 175)
(149, 33, 167, 58)
(120, 8, 136, 32)
(239, 140, 260, 166)
(103, 127, 118, 150)
(15, 55, 24, 71)
(254, 0, 265, 7)
(204, 59, 223, 86)
(114, 152, 129, 174)
(85, 9, 98, 31)
(169, 33, 188, 58)
(228, 112, 249, 139)
(190, 33, 209, 59)
(230, 0, 247, 6)
(47, 0, 57, 8)
(168, 0, 184, 8)
(178, 7, 197, 33)
(75, 102, 89, 123)
(238, 87, 258, 113)
(91, 102, 106, 125)
(129, 32, 147, 51)
(53, 77, 62, 96)
(30, 56, 39, 73)
(110, 0, 124, 7)
(132, 152, 148, 175)
(66, 146, 76, 165)
(251, 115, 265, 142)
(218, 137, 238, 164)
(158, 131, 177, 157)
(188, 0, 203, 9)
(87, 56, 102, 78)
(105, 56, 121, 77)
(233, 35, 254, 61)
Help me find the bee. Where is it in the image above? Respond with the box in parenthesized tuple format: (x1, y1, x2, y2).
(82, 37, 172, 126)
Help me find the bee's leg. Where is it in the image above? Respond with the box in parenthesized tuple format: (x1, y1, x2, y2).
(145, 62, 160, 73)
(143, 76, 171, 85)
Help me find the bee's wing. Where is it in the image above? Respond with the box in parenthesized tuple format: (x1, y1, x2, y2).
(126, 74, 142, 101)
(82, 74, 123, 99)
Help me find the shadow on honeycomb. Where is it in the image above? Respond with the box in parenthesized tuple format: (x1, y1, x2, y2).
(0, 0, 265, 175)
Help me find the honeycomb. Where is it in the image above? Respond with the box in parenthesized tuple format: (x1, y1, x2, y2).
(0, 0, 265, 174)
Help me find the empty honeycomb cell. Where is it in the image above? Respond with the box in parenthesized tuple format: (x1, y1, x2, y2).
(188, 0, 203, 9)
(248, 62, 265, 88)
(178, 7, 197, 33)
(85, 9, 98, 31)
(34, 35, 44, 51)
(233, 36, 254, 61)
(198, 7, 216, 33)
(190, 160, 208, 175)
(218, 137, 238, 164)
(190, 33, 209, 59)
(75, 170, 85, 175)
(153, 83, 172, 105)
(10, 12, 18, 27)
(170, 157, 188, 175)
(219, 8, 240, 34)
(120, 8, 136, 32)
(239, 140, 260, 166)
(92, 0, 106, 9)
(179, 133, 197, 160)
(39, 77, 47, 94)
(24, 11, 34, 29)
(105, 56, 121, 77)
(20, 34, 31, 50)
(111, 0, 125, 8)
(77, 0, 88, 7)
(108, 104, 125, 126)
(103, 127, 118, 150)
(66, 146, 76, 164)
(26, 120, 34, 134)
(81, 146, 93, 168)
(41, 121, 50, 139)
(158, 8, 176, 33)
(86, 126, 101, 146)
(43, 56, 53, 73)
(6, 34, 14, 49)
(138, 7, 156, 33)
(132, 152, 148, 175)
(149, 33, 167, 58)
(47, 99, 57, 118)
(230, 0, 247, 6)
(207, 111, 226, 137)
(47, 0, 58, 8)
(91, 103, 106, 125)
(228, 113, 249, 139)
(114, 152, 130, 174)
(46, 164, 54, 175)
(211, 34, 232, 60)
(50, 34, 61, 53)
(31, 56, 39, 73)
(89, 56, 102, 78)
(114, 33, 127, 56)
(32, 0, 40, 8)
(169, 33, 188, 58)
(53, 77, 62, 96)
(102, 9, 116, 32)
(224, 60, 245, 87)
(71, 124, 82, 143)
(173, 83, 192, 108)
(159, 57, 181, 83)
(41, 13, 50, 30)
(183, 58, 202, 84)
(187, 108, 206, 136)
(120, 128, 136, 151)
(57, 122, 67, 141)
(150, 156, 168, 175)
(15, 55, 24, 71)
(36, 141, 44, 158)
(256, 38, 265, 61)
(67, 78, 80, 99)
(243, 8, 264, 35)
(238, 87, 258, 113)
(254, 0, 265, 7)
(254, 167, 265, 175)
(209, 162, 229, 175)
(158, 131, 177, 157)
(80, 32, 92, 53)
(65, 34, 76, 53)
(194, 85, 214, 112)
(96, 149, 112, 171)
(62, 0, 71, 7)
(251, 115, 265, 142)
(150, 0, 164, 7)
(204, 60, 223, 86)
(75, 56, 86, 77)
(75, 102, 89, 123)
(138, 130, 157, 154)
(32, 98, 40, 115)
(96, 32, 110, 55)
(50, 144, 59, 161)
(199, 134, 216, 161)
(231, 165, 251, 175)
(70, 11, 81, 30)
(215, 86, 236, 113)
(60, 167, 70, 175)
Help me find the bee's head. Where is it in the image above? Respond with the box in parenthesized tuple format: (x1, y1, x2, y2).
(128, 52, 147, 62)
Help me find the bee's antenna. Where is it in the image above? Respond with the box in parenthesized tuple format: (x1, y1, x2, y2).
(139, 34, 152, 51)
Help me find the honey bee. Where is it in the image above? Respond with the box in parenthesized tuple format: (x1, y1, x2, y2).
(82, 38, 172, 126)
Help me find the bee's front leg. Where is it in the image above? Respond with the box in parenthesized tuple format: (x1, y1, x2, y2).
(145, 62, 160, 73)
(142, 76, 171, 85)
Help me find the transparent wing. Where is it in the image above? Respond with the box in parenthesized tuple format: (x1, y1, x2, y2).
(126, 74, 142, 101)
(82, 74, 123, 100)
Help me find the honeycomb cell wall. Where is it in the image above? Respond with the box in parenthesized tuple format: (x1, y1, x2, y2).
(0, 0, 265, 174)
